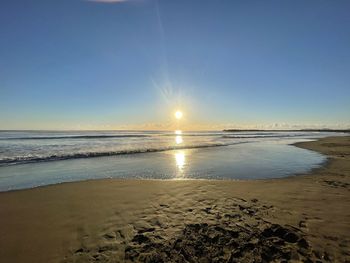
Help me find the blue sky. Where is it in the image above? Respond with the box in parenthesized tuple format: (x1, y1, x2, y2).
(1, 0, 349, 130)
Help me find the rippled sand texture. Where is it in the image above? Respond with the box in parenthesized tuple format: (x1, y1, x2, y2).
(0, 136, 349, 262)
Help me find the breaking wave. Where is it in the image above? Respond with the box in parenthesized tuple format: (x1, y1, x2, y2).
(0, 142, 243, 166)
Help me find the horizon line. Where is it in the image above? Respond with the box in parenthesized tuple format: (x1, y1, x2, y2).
(1, 128, 349, 132)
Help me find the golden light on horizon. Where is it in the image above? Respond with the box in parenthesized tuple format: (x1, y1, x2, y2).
(175, 110, 183, 120)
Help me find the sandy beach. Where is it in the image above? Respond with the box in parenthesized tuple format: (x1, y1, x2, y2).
(0, 136, 349, 262)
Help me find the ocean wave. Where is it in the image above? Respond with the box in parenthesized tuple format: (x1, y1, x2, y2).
(1, 133, 227, 140)
(0, 134, 152, 140)
(0, 131, 312, 141)
(221, 134, 307, 139)
(0, 143, 240, 166)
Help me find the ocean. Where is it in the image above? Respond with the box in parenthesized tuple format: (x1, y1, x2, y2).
(0, 130, 343, 191)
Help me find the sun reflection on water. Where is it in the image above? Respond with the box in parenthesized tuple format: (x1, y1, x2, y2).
(173, 130, 186, 178)
(175, 135, 183, 144)
(175, 151, 186, 176)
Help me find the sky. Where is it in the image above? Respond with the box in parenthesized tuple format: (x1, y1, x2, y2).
(0, 0, 349, 130)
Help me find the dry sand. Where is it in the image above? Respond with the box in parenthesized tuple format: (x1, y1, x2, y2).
(0, 136, 349, 262)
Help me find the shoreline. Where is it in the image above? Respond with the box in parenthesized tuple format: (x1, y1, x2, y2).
(0, 137, 328, 194)
(0, 136, 349, 262)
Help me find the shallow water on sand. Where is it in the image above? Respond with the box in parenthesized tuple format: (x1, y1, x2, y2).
(0, 131, 336, 191)
(0, 130, 337, 166)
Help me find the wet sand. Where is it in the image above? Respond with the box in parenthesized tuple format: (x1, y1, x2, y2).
(0, 136, 349, 262)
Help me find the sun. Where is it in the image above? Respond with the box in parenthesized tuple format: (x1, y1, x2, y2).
(175, 111, 183, 120)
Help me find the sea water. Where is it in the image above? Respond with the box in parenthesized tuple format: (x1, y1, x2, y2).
(0, 130, 343, 191)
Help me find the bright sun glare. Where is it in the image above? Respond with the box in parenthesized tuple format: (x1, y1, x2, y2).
(175, 111, 183, 120)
